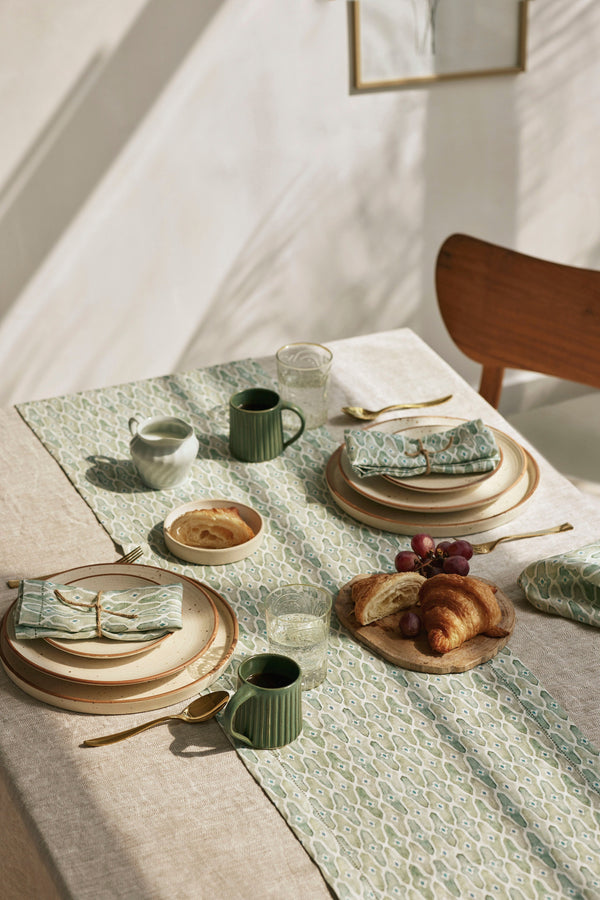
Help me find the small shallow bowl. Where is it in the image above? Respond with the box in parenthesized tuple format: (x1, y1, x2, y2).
(163, 498, 264, 565)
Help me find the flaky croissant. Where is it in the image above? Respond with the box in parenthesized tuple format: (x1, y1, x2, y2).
(418, 573, 509, 654)
(351, 572, 426, 625)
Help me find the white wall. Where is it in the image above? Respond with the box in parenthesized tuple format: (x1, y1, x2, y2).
(0, 0, 599, 409)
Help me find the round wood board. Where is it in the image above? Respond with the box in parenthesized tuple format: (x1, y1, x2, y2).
(335, 577, 515, 674)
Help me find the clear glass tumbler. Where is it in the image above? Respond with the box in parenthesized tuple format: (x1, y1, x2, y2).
(265, 584, 332, 690)
(276, 342, 333, 429)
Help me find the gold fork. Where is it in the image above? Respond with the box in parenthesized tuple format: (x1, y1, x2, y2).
(6, 546, 143, 588)
(471, 523, 573, 555)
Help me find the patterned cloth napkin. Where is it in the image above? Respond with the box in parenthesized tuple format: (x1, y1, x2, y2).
(518, 541, 600, 628)
(344, 418, 500, 479)
(14, 579, 184, 641)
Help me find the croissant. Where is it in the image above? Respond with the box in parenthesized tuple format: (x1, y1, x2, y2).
(352, 572, 425, 625)
(418, 573, 509, 654)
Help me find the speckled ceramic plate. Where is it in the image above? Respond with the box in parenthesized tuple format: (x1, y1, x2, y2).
(326, 445, 539, 536)
(376, 417, 505, 493)
(45, 630, 170, 660)
(5, 564, 218, 685)
(338, 426, 526, 513)
(0, 577, 238, 715)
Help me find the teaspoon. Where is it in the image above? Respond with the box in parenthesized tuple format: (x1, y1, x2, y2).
(342, 394, 453, 421)
(82, 690, 230, 747)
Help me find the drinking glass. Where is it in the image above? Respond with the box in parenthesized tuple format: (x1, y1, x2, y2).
(265, 584, 332, 690)
(276, 342, 333, 429)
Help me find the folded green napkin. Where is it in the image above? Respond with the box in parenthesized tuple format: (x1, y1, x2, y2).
(518, 542, 600, 628)
(14, 579, 184, 641)
(345, 418, 501, 479)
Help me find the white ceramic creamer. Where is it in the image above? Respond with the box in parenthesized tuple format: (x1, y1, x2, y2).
(129, 415, 199, 489)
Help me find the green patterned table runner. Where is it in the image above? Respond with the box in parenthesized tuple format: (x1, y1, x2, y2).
(17, 360, 600, 900)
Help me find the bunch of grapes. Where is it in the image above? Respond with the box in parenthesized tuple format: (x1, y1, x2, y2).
(394, 533, 473, 578)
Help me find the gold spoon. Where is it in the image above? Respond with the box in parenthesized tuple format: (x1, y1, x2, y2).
(342, 394, 453, 421)
(82, 691, 230, 747)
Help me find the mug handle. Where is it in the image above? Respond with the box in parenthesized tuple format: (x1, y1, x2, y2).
(220, 683, 256, 747)
(128, 417, 140, 437)
(281, 403, 305, 449)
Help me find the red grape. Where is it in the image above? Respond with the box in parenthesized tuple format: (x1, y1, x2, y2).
(442, 555, 470, 576)
(446, 539, 473, 560)
(399, 611, 421, 637)
(435, 540, 452, 555)
(394, 550, 420, 573)
(411, 533, 435, 557)
(393, 533, 473, 580)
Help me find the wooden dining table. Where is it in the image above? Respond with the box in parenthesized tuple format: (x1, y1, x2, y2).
(1, 328, 600, 900)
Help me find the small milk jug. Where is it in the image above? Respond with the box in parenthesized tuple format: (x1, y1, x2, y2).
(129, 415, 199, 489)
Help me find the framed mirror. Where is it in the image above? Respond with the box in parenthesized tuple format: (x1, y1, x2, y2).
(351, 0, 530, 91)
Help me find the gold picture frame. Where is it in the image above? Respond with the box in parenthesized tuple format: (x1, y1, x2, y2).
(351, 0, 530, 91)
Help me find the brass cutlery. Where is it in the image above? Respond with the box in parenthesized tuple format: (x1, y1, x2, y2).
(6, 546, 143, 589)
(342, 394, 453, 421)
(82, 691, 230, 747)
(471, 523, 573, 555)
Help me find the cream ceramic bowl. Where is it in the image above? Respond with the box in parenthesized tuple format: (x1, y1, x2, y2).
(163, 498, 264, 565)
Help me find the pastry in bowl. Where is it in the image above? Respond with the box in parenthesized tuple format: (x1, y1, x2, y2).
(163, 499, 263, 565)
(167, 507, 255, 549)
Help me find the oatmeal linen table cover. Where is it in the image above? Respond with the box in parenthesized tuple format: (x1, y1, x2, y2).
(13, 337, 600, 900)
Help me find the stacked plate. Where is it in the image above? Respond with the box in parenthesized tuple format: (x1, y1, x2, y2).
(326, 416, 540, 536)
(0, 563, 238, 714)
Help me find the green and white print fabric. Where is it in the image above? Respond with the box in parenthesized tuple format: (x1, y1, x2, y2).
(15, 579, 183, 640)
(17, 362, 600, 900)
(518, 540, 600, 628)
(345, 418, 500, 479)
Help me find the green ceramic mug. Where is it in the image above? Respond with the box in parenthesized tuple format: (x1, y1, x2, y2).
(221, 654, 303, 749)
(229, 388, 305, 462)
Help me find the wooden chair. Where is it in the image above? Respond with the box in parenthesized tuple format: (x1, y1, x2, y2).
(435, 233, 600, 409)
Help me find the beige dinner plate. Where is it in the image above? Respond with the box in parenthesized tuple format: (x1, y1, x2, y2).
(0, 578, 238, 714)
(326, 444, 539, 536)
(338, 424, 526, 513)
(45, 631, 170, 660)
(5, 564, 218, 686)
(377, 417, 504, 493)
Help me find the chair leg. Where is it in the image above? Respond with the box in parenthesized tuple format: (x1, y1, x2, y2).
(479, 366, 504, 409)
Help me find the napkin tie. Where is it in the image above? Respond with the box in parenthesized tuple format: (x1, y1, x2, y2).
(344, 418, 501, 479)
(402, 434, 454, 476)
(54, 588, 139, 638)
(14, 579, 184, 641)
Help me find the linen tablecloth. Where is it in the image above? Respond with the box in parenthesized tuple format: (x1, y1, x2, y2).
(8, 329, 600, 900)
(3, 330, 600, 899)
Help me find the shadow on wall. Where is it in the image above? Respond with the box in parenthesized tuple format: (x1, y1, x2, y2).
(176, 124, 425, 371)
(0, 0, 223, 325)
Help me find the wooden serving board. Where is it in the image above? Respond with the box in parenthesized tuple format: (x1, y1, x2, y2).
(335, 577, 515, 674)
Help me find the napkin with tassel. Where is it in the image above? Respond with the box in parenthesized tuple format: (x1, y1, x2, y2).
(14, 579, 184, 641)
(344, 418, 501, 479)
(518, 542, 600, 628)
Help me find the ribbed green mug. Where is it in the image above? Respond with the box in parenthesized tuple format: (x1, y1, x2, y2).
(221, 654, 303, 749)
(229, 388, 305, 462)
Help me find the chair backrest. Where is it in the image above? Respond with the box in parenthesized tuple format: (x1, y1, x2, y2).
(435, 233, 600, 408)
